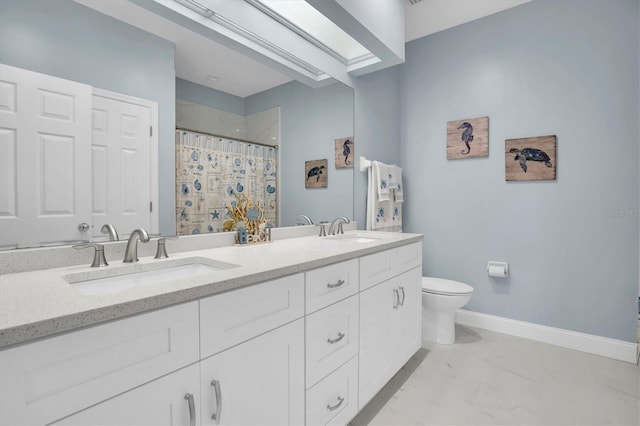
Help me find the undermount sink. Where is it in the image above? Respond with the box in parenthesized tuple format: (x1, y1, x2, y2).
(327, 234, 382, 243)
(64, 257, 239, 296)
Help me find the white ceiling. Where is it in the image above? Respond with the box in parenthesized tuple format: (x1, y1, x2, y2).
(405, 0, 532, 42)
(76, 0, 531, 98)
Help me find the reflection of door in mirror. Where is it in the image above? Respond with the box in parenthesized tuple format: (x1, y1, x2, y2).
(0, 64, 92, 249)
(91, 90, 158, 242)
(0, 64, 159, 249)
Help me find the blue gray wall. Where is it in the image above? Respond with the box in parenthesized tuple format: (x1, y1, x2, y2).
(0, 0, 176, 235)
(399, 0, 639, 342)
(353, 66, 402, 228)
(176, 78, 245, 115)
(246, 81, 354, 226)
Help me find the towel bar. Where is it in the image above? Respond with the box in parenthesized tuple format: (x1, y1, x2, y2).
(359, 156, 372, 172)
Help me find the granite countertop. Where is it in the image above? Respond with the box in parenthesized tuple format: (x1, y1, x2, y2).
(0, 231, 422, 349)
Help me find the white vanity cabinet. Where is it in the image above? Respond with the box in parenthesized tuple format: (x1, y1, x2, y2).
(304, 260, 360, 425)
(358, 243, 422, 409)
(0, 238, 423, 426)
(0, 301, 200, 426)
(200, 319, 305, 425)
(198, 273, 306, 425)
(55, 364, 201, 426)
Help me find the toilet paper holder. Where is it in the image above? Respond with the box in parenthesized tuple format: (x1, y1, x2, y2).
(487, 261, 509, 278)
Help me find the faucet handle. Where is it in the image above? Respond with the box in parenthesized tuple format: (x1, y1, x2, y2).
(318, 221, 328, 237)
(73, 243, 109, 268)
(154, 236, 178, 259)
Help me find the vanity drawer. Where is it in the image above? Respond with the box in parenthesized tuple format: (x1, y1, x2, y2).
(200, 273, 304, 358)
(306, 259, 358, 314)
(306, 295, 359, 387)
(306, 356, 358, 426)
(0, 301, 199, 426)
(360, 242, 422, 291)
(394, 242, 422, 273)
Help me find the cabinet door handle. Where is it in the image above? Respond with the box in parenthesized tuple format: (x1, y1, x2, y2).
(184, 393, 196, 426)
(399, 286, 406, 306)
(393, 288, 400, 309)
(326, 396, 345, 412)
(327, 332, 345, 344)
(327, 279, 345, 289)
(211, 379, 222, 424)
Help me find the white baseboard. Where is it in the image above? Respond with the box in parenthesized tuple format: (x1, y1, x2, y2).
(455, 309, 639, 364)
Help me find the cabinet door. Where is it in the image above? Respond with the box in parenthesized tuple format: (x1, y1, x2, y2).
(391, 267, 422, 369)
(0, 301, 199, 426)
(358, 279, 395, 409)
(55, 364, 200, 426)
(200, 319, 304, 425)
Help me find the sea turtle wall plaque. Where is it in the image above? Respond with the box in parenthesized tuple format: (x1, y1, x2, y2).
(335, 136, 354, 169)
(305, 159, 328, 188)
(447, 116, 489, 159)
(505, 135, 557, 181)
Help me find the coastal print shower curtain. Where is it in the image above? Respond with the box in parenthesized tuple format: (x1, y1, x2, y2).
(175, 130, 277, 235)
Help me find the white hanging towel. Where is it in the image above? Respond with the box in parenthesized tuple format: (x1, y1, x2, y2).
(367, 161, 403, 232)
(373, 161, 391, 201)
(389, 165, 404, 203)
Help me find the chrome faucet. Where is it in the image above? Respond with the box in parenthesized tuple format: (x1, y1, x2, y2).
(295, 214, 314, 225)
(101, 223, 119, 241)
(123, 228, 150, 263)
(328, 216, 350, 235)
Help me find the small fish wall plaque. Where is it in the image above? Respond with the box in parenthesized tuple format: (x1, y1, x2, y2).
(505, 135, 557, 181)
(447, 116, 489, 159)
(305, 159, 328, 188)
(334, 136, 354, 169)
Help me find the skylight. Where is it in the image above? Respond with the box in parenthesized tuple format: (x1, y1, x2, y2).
(254, 0, 373, 64)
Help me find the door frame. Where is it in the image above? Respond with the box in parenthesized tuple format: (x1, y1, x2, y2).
(92, 88, 159, 235)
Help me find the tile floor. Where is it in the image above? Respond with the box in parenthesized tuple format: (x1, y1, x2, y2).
(351, 325, 640, 425)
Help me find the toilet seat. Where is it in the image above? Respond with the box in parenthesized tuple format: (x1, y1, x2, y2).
(422, 277, 473, 296)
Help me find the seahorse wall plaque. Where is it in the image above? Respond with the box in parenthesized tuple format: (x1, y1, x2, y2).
(334, 136, 354, 169)
(446, 116, 489, 160)
(505, 135, 557, 181)
(305, 159, 328, 188)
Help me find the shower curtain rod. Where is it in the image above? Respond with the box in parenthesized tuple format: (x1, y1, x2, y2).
(175, 126, 279, 149)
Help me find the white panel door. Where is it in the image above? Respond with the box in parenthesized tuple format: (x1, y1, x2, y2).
(91, 93, 152, 241)
(200, 319, 305, 425)
(55, 364, 201, 426)
(0, 63, 92, 248)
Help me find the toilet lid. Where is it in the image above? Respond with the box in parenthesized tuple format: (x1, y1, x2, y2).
(422, 277, 473, 295)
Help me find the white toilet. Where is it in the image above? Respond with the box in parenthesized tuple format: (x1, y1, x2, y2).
(421, 277, 474, 344)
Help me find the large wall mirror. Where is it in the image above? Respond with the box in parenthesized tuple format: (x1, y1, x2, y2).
(0, 0, 354, 249)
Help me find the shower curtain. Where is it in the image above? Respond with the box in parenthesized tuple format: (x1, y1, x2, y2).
(175, 130, 277, 235)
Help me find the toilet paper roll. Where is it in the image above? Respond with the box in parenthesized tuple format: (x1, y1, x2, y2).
(488, 264, 507, 278)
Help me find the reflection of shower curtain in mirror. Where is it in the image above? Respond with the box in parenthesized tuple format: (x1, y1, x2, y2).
(175, 130, 277, 235)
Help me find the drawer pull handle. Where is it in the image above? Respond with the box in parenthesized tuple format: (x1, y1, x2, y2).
(393, 288, 400, 309)
(399, 286, 406, 306)
(327, 332, 345, 344)
(211, 379, 222, 424)
(327, 396, 345, 412)
(327, 279, 345, 289)
(184, 393, 196, 426)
